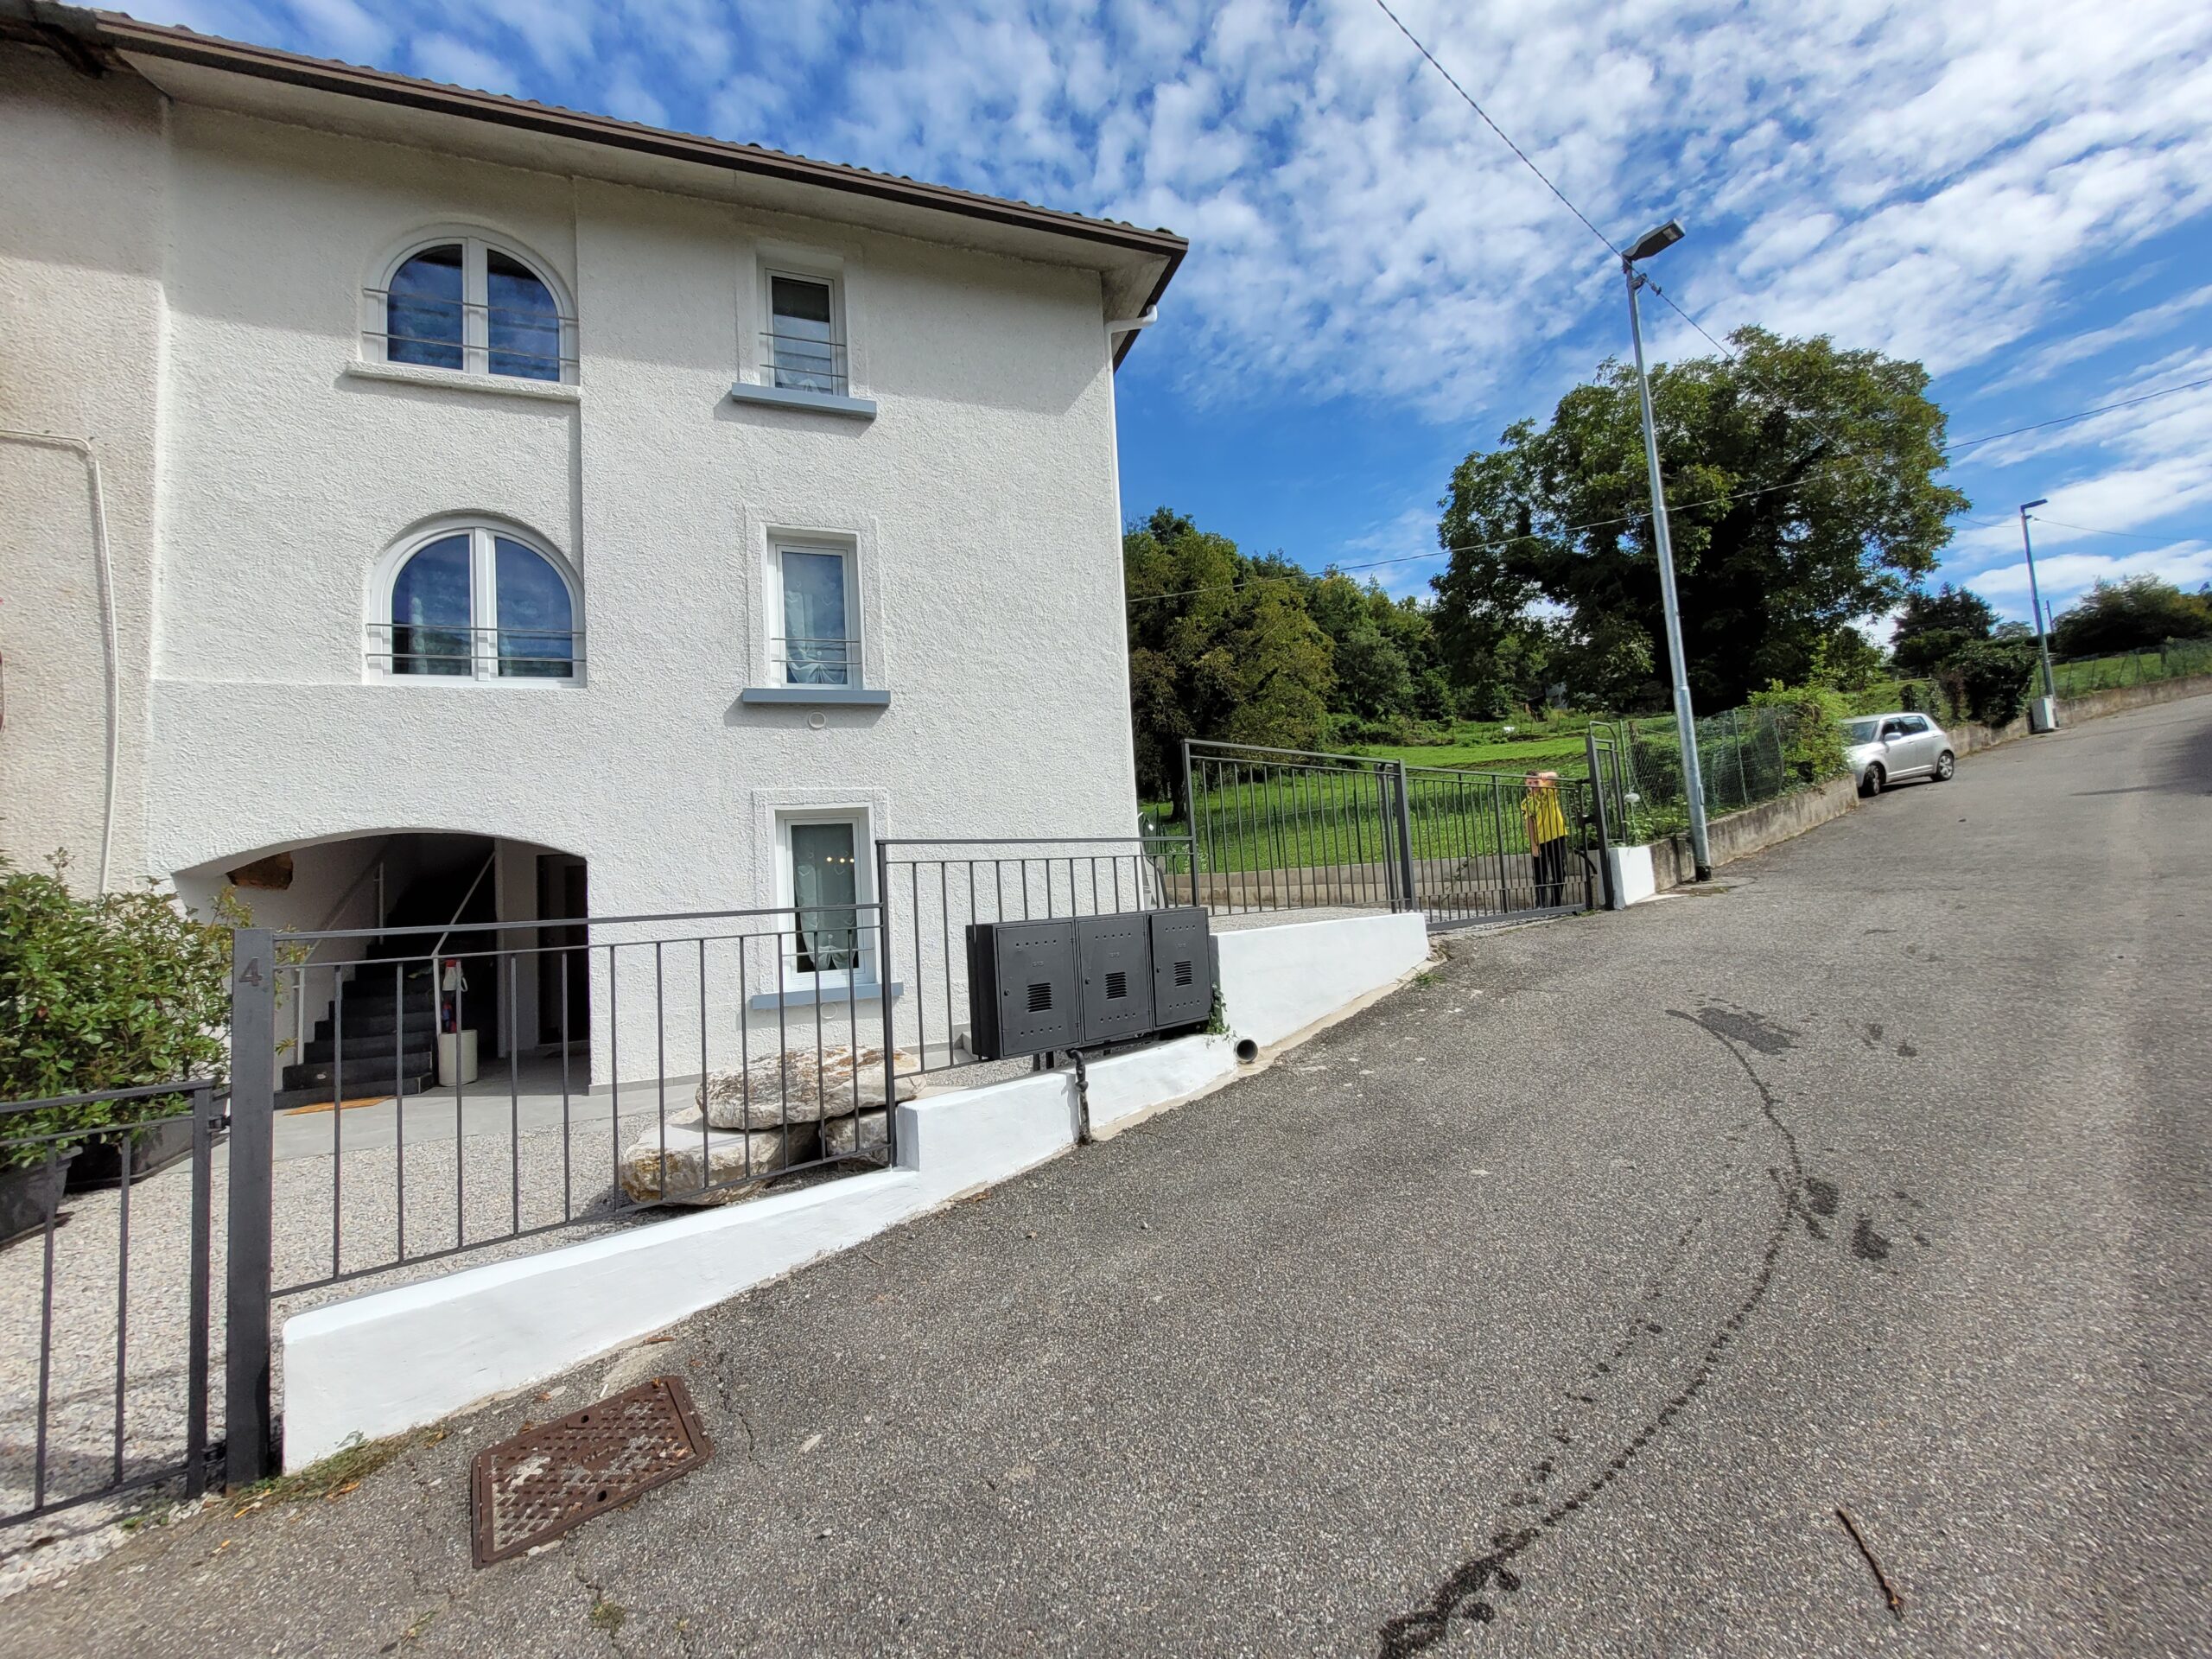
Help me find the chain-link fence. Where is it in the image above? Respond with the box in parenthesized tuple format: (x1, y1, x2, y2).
(2050, 638, 2212, 695)
(1602, 705, 1802, 841)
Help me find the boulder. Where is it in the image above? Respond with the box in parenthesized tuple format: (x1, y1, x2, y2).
(619, 1116, 795, 1205)
(696, 1045, 918, 1130)
(821, 1109, 890, 1160)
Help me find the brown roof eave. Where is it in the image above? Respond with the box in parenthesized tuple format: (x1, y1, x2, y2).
(67, 8, 1187, 271)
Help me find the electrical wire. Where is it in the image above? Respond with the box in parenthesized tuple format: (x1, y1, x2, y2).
(1364, 0, 2212, 568)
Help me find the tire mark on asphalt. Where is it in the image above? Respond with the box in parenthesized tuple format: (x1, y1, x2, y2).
(1374, 1006, 1809, 1656)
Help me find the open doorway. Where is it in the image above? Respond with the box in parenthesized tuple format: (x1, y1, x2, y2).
(535, 852, 588, 1049)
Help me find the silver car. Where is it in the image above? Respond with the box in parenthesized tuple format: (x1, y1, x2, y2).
(1843, 712, 1955, 795)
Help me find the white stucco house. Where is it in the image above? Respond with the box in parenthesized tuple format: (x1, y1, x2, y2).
(0, 8, 1184, 1098)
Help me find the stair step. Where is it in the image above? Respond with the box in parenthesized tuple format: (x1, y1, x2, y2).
(311, 1007, 469, 1043)
(302, 1031, 461, 1064)
(283, 1054, 434, 1092)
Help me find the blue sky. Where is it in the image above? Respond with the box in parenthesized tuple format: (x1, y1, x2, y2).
(150, 0, 2212, 625)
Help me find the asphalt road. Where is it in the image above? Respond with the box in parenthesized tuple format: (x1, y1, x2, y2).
(10, 695, 2209, 1657)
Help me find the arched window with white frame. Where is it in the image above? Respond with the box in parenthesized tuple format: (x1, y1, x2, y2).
(372, 523, 582, 682)
(369, 234, 575, 384)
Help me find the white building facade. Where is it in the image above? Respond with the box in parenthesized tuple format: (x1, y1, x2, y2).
(1, 11, 1182, 1090)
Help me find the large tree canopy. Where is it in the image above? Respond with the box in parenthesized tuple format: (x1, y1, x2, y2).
(2051, 575, 2212, 658)
(1124, 508, 1334, 803)
(1432, 327, 1968, 712)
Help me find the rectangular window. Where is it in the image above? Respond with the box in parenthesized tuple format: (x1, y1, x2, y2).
(768, 273, 841, 393)
(776, 545, 853, 686)
(779, 812, 872, 985)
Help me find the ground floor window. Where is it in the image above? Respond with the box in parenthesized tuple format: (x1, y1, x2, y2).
(779, 811, 871, 982)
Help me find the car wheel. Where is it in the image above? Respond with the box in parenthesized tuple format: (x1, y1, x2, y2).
(1862, 763, 1885, 798)
(1933, 749, 1955, 782)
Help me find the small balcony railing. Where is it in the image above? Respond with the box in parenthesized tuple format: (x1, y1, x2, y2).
(761, 331, 849, 396)
(771, 635, 861, 687)
(363, 289, 580, 382)
(365, 623, 583, 681)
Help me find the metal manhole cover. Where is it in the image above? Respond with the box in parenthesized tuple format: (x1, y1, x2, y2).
(471, 1376, 711, 1567)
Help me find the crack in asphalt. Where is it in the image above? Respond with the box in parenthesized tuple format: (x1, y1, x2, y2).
(1373, 1005, 1812, 1656)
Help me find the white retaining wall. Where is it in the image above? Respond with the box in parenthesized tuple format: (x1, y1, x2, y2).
(281, 909, 1428, 1466)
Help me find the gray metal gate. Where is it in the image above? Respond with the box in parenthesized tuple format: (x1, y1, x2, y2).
(1, 1081, 224, 1527)
(1179, 740, 1605, 928)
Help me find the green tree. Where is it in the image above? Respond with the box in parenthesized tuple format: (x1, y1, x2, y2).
(1125, 508, 1334, 803)
(2050, 575, 2212, 658)
(1890, 582, 1996, 677)
(1433, 327, 1968, 712)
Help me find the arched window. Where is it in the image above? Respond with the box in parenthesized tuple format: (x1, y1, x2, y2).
(375, 524, 580, 682)
(374, 236, 573, 383)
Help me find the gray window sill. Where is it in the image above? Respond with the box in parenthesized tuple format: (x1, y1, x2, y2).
(739, 686, 891, 707)
(728, 382, 878, 420)
(747, 982, 902, 1012)
(343, 359, 582, 402)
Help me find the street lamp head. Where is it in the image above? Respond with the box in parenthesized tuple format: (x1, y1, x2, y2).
(1624, 219, 1687, 264)
(2020, 498, 2049, 513)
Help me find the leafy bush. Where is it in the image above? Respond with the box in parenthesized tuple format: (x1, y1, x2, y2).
(1746, 683, 1851, 784)
(1944, 639, 2037, 727)
(0, 855, 234, 1168)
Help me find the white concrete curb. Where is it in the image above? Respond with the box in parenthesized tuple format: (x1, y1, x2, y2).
(281, 909, 1429, 1466)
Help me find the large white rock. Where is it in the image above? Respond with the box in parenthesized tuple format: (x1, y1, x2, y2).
(619, 1117, 794, 1206)
(695, 1045, 918, 1130)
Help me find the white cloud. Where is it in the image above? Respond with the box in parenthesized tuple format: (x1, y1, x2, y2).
(1963, 541, 2212, 603)
(410, 33, 520, 95)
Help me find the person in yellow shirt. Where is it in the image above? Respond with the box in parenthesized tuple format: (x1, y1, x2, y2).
(1520, 770, 1570, 905)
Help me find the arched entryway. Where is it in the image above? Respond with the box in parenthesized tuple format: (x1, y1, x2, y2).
(174, 831, 588, 1109)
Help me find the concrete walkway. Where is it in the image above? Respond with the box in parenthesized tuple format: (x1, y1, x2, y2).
(5, 695, 2208, 1656)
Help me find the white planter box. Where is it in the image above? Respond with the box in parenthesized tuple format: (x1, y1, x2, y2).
(1605, 844, 1657, 908)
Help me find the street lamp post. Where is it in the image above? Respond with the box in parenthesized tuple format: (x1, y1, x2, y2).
(1620, 218, 1711, 880)
(2018, 500, 2059, 714)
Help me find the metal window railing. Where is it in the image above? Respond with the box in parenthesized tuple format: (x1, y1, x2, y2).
(365, 622, 583, 680)
(362, 289, 579, 382)
(770, 634, 862, 687)
(0, 1081, 222, 1527)
(760, 330, 849, 396)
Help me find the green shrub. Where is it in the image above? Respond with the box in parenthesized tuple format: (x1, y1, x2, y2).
(0, 855, 235, 1167)
(1746, 683, 1851, 784)
(1948, 639, 2037, 727)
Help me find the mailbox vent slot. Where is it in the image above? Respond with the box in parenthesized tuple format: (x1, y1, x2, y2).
(1106, 970, 1128, 1000)
(1027, 982, 1053, 1013)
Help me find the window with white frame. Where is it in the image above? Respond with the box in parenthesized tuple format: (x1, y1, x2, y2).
(771, 542, 855, 686)
(375, 524, 580, 681)
(764, 270, 844, 394)
(779, 812, 872, 983)
(373, 236, 574, 383)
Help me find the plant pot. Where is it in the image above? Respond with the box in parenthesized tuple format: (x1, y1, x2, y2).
(0, 1150, 79, 1249)
(437, 1030, 480, 1088)
(67, 1114, 197, 1192)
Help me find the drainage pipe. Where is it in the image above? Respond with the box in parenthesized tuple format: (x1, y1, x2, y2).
(0, 429, 120, 892)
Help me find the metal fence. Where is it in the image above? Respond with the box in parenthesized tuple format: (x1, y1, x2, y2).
(1176, 740, 1601, 925)
(223, 905, 906, 1479)
(1593, 705, 1802, 841)
(1, 1082, 221, 1527)
(2051, 638, 2212, 694)
(876, 836, 1198, 1080)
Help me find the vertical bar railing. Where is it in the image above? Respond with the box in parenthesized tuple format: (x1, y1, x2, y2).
(226, 928, 277, 1489)
(1586, 725, 1619, 911)
(1391, 760, 1419, 917)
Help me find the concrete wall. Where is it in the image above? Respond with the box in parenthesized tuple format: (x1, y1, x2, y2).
(1, 57, 1138, 957)
(280, 910, 1431, 1465)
